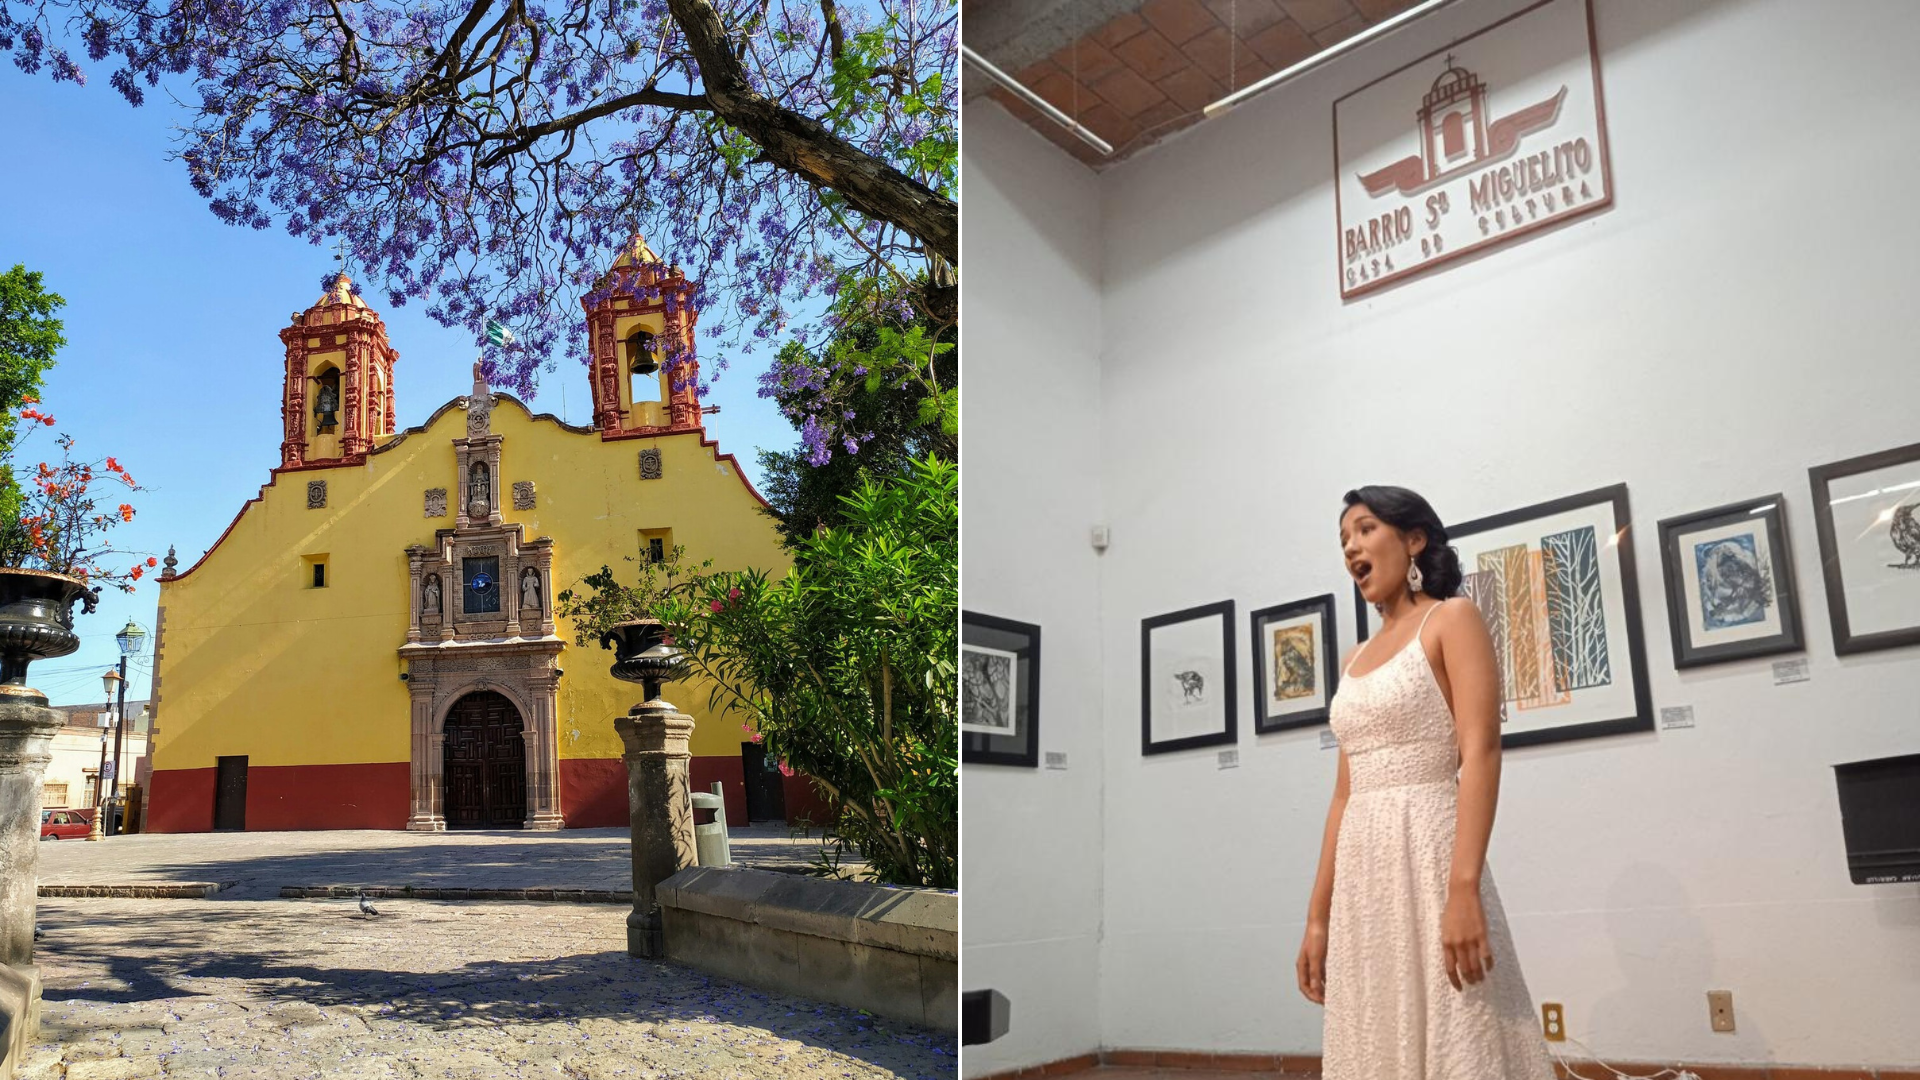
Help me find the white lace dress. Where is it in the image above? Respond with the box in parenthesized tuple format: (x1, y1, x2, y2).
(1322, 606, 1554, 1080)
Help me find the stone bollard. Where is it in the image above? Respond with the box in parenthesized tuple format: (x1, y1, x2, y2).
(0, 701, 61, 1074)
(614, 698, 696, 959)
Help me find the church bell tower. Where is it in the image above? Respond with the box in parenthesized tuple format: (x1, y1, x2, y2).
(279, 273, 400, 468)
(582, 236, 705, 437)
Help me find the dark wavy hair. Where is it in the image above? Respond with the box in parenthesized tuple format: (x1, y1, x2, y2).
(1340, 485, 1464, 600)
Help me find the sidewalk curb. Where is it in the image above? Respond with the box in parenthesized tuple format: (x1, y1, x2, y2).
(279, 885, 633, 903)
(37, 882, 233, 898)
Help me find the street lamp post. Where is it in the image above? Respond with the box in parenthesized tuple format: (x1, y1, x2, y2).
(96, 668, 123, 839)
(107, 620, 146, 837)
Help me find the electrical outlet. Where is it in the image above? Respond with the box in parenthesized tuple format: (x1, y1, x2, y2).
(1541, 1003, 1566, 1042)
(1707, 990, 1735, 1033)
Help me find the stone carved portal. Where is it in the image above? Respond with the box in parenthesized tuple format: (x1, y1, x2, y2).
(400, 397, 564, 831)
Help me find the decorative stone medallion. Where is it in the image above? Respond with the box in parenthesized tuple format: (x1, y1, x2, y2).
(512, 481, 536, 510)
(307, 480, 327, 509)
(639, 448, 663, 480)
(424, 488, 448, 518)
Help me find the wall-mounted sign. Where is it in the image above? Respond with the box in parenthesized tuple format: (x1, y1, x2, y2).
(1333, 0, 1611, 299)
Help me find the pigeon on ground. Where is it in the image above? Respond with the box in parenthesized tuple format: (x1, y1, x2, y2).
(357, 892, 380, 917)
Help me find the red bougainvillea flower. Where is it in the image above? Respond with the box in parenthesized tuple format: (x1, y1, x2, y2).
(709, 599, 724, 612)
(146, 557, 158, 567)
(727, 587, 742, 601)
(118, 504, 135, 522)
(131, 565, 144, 580)
(40, 415, 54, 426)
(105, 457, 119, 472)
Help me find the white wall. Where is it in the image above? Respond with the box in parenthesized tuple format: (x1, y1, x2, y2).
(960, 103, 1109, 1077)
(966, 0, 1920, 1070)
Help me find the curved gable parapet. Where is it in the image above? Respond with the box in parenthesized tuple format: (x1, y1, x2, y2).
(169, 395, 771, 585)
(369, 393, 598, 457)
(164, 477, 278, 583)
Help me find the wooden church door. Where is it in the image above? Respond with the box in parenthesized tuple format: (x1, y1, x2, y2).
(442, 691, 527, 828)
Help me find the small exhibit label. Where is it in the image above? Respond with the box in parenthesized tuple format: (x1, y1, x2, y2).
(1772, 659, 1810, 685)
(1217, 749, 1240, 769)
(1659, 705, 1695, 730)
(1319, 729, 1339, 750)
(1044, 751, 1068, 771)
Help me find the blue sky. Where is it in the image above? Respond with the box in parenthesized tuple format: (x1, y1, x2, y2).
(1, 72, 801, 706)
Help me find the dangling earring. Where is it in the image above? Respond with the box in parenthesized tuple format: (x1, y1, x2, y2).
(1407, 559, 1424, 596)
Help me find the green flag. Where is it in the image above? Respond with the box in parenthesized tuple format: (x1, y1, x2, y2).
(485, 319, 514, 347)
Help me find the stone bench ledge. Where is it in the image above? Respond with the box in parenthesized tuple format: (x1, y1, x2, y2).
(658, 866, 956, 961)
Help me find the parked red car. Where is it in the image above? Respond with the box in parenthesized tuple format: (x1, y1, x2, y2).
(40, 808, 92, 840)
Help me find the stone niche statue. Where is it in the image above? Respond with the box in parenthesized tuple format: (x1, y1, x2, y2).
(423, 573, 441, 615)
(467, 460, 491, 517)
(520, 568, 541, 613)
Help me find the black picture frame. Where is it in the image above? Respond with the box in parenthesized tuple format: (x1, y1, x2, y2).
(1656, 494, 1804, 669)
(1808, 441, 1920, 656)
(1250, 594, 1340, 733)
(962, 611, 1041, 768)
(1448, 483, 1653, 749)
(1353, 581, 1371, 642)
(1140, 600, 1237, 756)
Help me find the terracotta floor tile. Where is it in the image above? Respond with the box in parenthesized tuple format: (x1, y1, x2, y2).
(1141, 0, 1223, 46)
(1110, 27, 1189, 83)
(1278, 0, 1356, 33)
(1245, 19, 1316, 68)
(1050, 38, 1123, 86)
(1202, 0, 1286, 37)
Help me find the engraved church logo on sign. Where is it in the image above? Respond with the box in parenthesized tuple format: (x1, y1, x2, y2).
(1332, 0, 1611, 298)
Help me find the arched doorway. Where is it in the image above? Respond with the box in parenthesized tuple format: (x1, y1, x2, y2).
(442, 691, 526, 828)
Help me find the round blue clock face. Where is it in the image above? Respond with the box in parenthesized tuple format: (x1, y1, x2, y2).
(471, 573, 493, 591)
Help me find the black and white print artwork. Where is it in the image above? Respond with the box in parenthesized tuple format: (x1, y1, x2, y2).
(1818, 453, 1920, 642)
(1149, 617, 1225, 744)
(961, 643, 1020, 736)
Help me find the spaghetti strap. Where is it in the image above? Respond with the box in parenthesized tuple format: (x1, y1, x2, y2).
(1414, 599, 1441, 639)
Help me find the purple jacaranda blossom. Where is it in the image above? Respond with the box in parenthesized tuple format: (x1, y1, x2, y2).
(3, 0, 956, 408)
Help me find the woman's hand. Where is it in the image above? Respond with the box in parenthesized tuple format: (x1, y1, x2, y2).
(1441, 887, 1493, 991)
(1296, 922, 1329, 1004)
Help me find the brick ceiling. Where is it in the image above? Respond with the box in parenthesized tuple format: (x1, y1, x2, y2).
(968, 0, 1429, 166)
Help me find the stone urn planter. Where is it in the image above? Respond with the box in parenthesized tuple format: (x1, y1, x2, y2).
(601, 618, 697, 959)
(0, 568, 99, 705)
(0, 568, 97, 1075)
(600, 618, 685, 701)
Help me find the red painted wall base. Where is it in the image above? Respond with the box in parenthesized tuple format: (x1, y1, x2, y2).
(151, 755, 776, 831)
(248, 763, 409, 830)
(558, 756, 751, 827)
(146, 767, 216, 833)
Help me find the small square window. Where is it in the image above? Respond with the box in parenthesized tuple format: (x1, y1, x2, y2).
(302, 554, 330, 589)
(640, 528, 673, 565)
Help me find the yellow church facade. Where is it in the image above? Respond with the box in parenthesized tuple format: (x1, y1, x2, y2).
(146, 248, 811, 832)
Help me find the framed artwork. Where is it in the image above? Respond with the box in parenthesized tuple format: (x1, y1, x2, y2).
(1809, 441, 1920, 655)
(1140, 600, 1236, 756)
(1657, 494, 1804, 668)
(1449, 483, 1652, 748)
(1353, 581, 1372, 642)
(1251, 594, 1340, 733)
(962, 611, 1040, 767)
